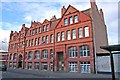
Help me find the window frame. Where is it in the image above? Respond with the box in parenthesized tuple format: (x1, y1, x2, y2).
(69, 17, 73, 24)
(80, 45, 90, 57)
(57, 32, 60, 42)
(42, 50, 48, 59)
(69, 62, 78, 72)
(61, 32, 65, 41)
(67, 30, 71, 40)
(64, 18, 68, 26)
(72, 29, 76, 39)
(68, 47, 78, 58)
(74, 15, 78, 23)
(84, 26, 89, 37)
(80, 62, 91, 73)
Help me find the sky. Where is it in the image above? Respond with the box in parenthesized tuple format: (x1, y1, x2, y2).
(0, 0, 119, 51)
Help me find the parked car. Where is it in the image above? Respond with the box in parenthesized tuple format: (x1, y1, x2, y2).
(0, 64, 7, 71)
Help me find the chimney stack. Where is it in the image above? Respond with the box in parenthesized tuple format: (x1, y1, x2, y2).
(90, 0, 96, 8)
(22, 24, 25, 27)
(61, 6, 66, 16)
(99, 8, 104, 22)
(50, 15, 56, 21)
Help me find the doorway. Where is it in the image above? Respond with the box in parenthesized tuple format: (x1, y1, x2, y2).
(18, 55, 22, 68)
(57, 52, 64, 71)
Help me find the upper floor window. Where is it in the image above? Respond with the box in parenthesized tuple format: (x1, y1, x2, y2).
(43, 26, 46, 32)
(31, 39, 34, 46)
(37, 37, 40, 45)
(74, 15, 78, 23)
(57, 32, 60, 42)
(42, 50, 48, 59)
(84, 26, 89, 37)
(68, 47, 77, 58)
(46, 35, 48, 44)
(20, 41, 24, 47)
(42, 36, 45, 43)
(64, 18, 68, 26)
(28, 52, 33, 60)
(61, 32, 65, 41)
(67, 30, 71, 40)
(36, 28, 39, 34)
(50, 34, 54, 43)
(15, 43, 18, 49)
(13, 53, 17, 60)
(72, 29, 76, 39)
(35, 38, 38, 46)
(46, 24, 49, 31)
(78, 28, 83, 38)
(80, 45, 90, 57)
(34, 51, 40, 59)
(29, 40, 31, 46)
(26, 40, 29, 47)
(39, 27, 41, 33)
(10, 54, 12, 60)
(69, 17, 73, 24)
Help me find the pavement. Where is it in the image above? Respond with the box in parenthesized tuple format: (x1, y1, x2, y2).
(1, 68, 119, 80)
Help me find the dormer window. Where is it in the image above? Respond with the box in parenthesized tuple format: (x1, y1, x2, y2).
(74, 15, 78, 23)
(64, 18, 68, 26)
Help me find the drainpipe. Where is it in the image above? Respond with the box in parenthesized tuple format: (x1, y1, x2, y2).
(23, 30, 27, 69)
(53, 28, 55, 71)
(91, 20, 97, 74)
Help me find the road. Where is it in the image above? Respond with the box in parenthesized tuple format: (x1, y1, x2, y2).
(1, 68, 119, 80)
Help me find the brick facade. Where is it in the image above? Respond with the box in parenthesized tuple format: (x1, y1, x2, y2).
(7, 1, 108, 73)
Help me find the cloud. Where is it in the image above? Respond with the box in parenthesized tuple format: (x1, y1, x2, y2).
(24, 16, 32, 22)
(1, 0, 119, 2)
(1, 0, 119, 46)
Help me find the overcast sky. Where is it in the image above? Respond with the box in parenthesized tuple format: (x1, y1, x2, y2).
(0, 0, 119, 51)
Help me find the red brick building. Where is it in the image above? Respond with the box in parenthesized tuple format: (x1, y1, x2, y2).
(7, 1, 108, 73)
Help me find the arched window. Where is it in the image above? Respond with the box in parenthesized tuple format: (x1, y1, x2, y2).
(42, 50, 48, 59)
(80, 45, 90, 57)
(68, 47, 77, 58)
(13, 53, 17, 60)
(10, 54, 12, 60)
(34, 51, 40, 59)
(28, 51, 33, 60)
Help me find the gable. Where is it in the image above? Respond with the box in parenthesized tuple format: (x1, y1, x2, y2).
(43, 19, 49, 24)
(64, 5, 78, 15)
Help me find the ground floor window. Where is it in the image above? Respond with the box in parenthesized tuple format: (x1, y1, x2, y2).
(50, 62, 53, 71)
(13, 62, 16, 69)
(80, 62, 91, 73)
(9, 62, 12, 68)
(28, 62, 32, 70)
(69, 62, 78, 72)
(34, 62, 39, 70)
(41, 62, 48, 71)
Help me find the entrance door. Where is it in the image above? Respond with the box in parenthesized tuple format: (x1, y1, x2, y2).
(57, 52, 64, 71)
(18, 55, 22, 68)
